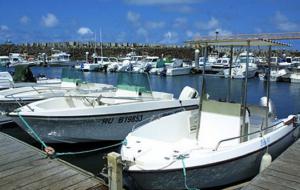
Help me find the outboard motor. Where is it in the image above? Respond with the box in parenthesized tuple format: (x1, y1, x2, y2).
(179, 86, 199, 100)
(260, 96, 276, 118)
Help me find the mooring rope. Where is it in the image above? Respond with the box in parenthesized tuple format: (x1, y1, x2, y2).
(17, 112, 125, 158)
(177, 154, 200, 190)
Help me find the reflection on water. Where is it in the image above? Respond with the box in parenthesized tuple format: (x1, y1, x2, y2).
(1, 66, 299, 175)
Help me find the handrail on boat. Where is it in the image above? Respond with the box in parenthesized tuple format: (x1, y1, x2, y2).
(213, 120, 284, 151)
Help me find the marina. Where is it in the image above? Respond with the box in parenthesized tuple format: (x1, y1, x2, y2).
(1, 1, 300, 189)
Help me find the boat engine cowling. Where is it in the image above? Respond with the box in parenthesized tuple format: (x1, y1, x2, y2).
(179, 86, 198, 100)
(260, 97, 276, 118)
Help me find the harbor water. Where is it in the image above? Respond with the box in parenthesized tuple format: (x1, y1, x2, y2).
(1, 65, 300, 177)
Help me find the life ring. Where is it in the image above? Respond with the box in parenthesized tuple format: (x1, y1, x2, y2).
(44, 146, 55, 156)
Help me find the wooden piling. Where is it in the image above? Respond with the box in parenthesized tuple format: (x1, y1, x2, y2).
(107, 152, 123, 190)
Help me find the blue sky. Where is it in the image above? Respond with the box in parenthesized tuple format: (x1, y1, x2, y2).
(0, 0, 300, 48)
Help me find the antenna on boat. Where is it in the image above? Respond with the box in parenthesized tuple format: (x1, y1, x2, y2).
(94, 32, 97, 56)
(100, 28, 103, 58)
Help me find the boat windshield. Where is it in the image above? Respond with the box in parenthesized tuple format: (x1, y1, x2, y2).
(116, 72, 152, 94)
(205, 76, 243, 103)
(61, 68, 86, 83)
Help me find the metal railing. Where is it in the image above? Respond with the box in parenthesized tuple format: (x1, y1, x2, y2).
(213, 120, 285, 151)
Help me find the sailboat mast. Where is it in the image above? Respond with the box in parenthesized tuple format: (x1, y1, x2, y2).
(100, 28, 103, 58)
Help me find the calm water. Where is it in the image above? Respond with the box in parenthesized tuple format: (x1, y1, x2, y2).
(1, 65, 300, 176)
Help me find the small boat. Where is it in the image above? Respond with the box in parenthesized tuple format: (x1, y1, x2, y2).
(48, 50, 71, 66)
(290, 67, 300, 83)
(8, 53, 33, 67)
(121, 99, 299, 189)
(0, 56, 10, 67)
(0, 68, 114, 123)
(10, 72, 199, 143)
(0, 66, 61, 90)
(259, 68, 288, 82)
(120, 44, 299, 190)
(223, 52, 258, 79)
(278, 56, 293, 67)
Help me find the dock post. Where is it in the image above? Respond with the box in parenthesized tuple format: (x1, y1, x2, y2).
(107, 152, 123, 190)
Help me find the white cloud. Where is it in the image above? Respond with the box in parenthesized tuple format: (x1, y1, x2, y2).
(125, 0, 199, 5)
(136, 27, 149, 42)
(145, 21, 165, 29)
(173, 17, 187, 28)
(0, 25, 9, 31)
(160, 31, 179, 44)
(20, 16, 30, 25)
(208, 28, 232, 37)
(41, 13, 58, 27)
(127, 11, 140, 24)
(116, 32, 126, 42)
(274, 11, 298, 32)
(186, 30, 201, 39)
(196, 17, 219, 30)
(162, 5, 194, 13)
(137, 27, 148, 36)
(77, 27, 93, 36)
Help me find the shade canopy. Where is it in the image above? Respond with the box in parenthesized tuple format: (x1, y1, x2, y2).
(186, 38, 290, 47)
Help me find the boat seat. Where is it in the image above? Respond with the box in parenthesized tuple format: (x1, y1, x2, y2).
(198, 100, 242, 149)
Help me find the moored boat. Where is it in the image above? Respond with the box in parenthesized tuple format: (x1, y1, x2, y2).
(9, 72, 199, 143)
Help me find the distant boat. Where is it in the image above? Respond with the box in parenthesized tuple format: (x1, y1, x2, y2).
(259, 68, 288, 82)
(223, 52, 258, 79)
(10, 72, 199, 143)
(8, 53, 34, 67)
(0, 56, 10, 67)
(48, 51, 71, 66)
(0, 68, 114, 122)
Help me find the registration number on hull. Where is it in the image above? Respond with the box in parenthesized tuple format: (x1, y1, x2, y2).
(101, 115, 143, 124)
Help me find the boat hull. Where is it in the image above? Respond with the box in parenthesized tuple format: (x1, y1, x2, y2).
(124, 127, 298, 190)
(11, 105, 197, 143)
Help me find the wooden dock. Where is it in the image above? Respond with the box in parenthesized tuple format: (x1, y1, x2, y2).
(243, 139, 300, 190)
(0, 132, 107, 190)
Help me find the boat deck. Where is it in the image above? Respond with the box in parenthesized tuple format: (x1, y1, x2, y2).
(243, 139, 300, 190)
(0, 132, 107, 190)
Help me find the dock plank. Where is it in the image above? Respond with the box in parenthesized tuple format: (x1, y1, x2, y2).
(0, 132, 105, 190)
(19, 169, 78, 190)
(243, 139, 300, 190)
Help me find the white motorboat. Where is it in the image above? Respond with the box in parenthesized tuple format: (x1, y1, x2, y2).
(76, 56, 112, 72)
(48, 51, 71, 66)
(212, 57, 231, 69)
(0, 69, 61, 90)
(164, 59, 192, 76)
(121, 99, 299, 189)
(0, 56, 10, 67)
(278, 57, 293, 67)
(290, 67, 300, 83)
(8, 53, 33, 67)
(9, 72, 199, 143)
(292, 57, 300, 68)
(223, 52, 258, 79)
(0, 71, 14, 90)
(134, 56, 159, 73)
(120, 43, 299, 190)
(259, 68, 288, 81)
